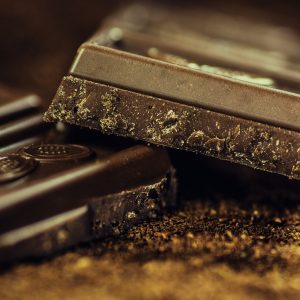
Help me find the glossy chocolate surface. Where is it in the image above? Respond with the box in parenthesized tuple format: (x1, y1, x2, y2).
(0, 85, 176, 263)
(0, 86, 49, 148)
(0, 142, 172, 234)
(70, 45, 300, 132)
(45, 4, 300, 180)
(0, 130, 176, 263)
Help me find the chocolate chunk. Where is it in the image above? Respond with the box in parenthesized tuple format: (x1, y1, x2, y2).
(44, 4, 300, 180)
(0, 85, 42, 122)
(0, 138, 176, 263)
(0, 85, 49, 150)
(0, 86, 177, 263)
(0, 206, 90, 263)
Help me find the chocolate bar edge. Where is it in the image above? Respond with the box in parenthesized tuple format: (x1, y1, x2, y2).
(44, 76, 300, 180)
(70, 42, 300, 132)
(0, 167, 176, 264)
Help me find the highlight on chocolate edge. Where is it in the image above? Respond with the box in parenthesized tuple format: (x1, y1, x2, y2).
(0, 1, 299, 300)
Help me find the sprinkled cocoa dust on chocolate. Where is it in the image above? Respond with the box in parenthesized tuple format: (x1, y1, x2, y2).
(44, 76, 300, 180)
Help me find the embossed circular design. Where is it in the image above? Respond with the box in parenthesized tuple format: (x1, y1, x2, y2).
(0, 155, 38, 183)
(20, 144, 93, 162)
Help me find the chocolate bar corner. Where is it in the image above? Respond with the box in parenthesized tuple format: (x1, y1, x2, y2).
(44, 3, 300, 180)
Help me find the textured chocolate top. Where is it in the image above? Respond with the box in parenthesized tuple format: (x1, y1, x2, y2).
(44, 3, 300, 180)
(68, 3, 300, 132)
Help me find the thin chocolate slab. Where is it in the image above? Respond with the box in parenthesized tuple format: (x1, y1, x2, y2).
(0, 87, 42, 123)
(0, 85, 49, 148)
(0, 114, 48, 147)
(0, 137, 176, 263)
(45, 76, 300, 180)
(0, 206, 90, 263)
(44, 4, 300, 180)
(70, 45, 300, 132)
(0, 89, 176, 263)
(0, 169, 175, 264)
(0, 143, 173, 234)
(101, 4, 300, 89)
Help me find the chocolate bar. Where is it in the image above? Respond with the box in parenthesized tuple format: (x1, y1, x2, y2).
(44, 4, 300, 180)
(0, 84, 42, 121)
(0, 85, 49, 152)
(0, 88, 176, 263)
(0, 141, 176, 263)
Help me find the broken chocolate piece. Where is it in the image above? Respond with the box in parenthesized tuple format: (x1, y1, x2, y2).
(0, 206, 90, 263)
(0, 139, 176, 263)
(44, 4, 300, 180)
(0, 87, 176, 263)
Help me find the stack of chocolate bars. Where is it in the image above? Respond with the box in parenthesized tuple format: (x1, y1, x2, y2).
(1, 3, 299, 264)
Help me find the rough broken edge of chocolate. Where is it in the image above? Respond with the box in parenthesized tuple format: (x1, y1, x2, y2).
(44, 75, 300, 180)
(90, 167, 177, 239)
(0, 169, 177, 264)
